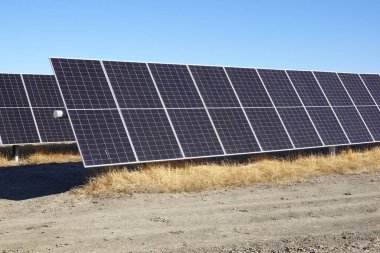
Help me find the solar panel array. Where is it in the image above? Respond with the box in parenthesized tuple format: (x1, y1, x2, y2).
(50, 58, 380, 167)
(0, 73, 74, 145)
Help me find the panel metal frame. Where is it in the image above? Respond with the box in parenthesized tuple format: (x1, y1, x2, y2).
(50, 57, 380, 168)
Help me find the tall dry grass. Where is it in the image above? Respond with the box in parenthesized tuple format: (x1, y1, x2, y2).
(0, 143, 80, 167)
(74, 147, 380, 196)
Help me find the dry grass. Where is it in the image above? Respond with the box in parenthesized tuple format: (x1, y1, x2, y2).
(74, 146, 380, 196)
(0, 143, 80, 167)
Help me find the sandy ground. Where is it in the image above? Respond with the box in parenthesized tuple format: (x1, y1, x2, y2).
(0, 162, 379, 252)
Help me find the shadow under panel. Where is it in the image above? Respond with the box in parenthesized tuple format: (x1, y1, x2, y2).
(69, 109, 136, 167)
(277, 107, 323, 148)
(333, 106, 373, 144)
(167, 109, 224, 157)
(33, 108, 74, 143)
(208, 108, 261, 154)
(306, 107, 349, 145)
(121, 109, 183, 161)
(244, 108, 293, 151)
(0, 108, 40, 145)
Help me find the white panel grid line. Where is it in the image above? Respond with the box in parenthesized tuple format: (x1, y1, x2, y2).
(336, 73, 375, 142)
(146, 63, 186, 158)
(100, 60, 139, 162)
(222, 67, 263, 151)
(255, 69, 296, 149)
(20, 74, 42, 143)
(186, 65, 227, 155)
(311, 72, 352, 144)
(285, 71, 325, 146)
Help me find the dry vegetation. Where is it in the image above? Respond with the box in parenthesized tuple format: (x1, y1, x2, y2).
(75, 146, 380, 196)
(0, 143, 80, 167)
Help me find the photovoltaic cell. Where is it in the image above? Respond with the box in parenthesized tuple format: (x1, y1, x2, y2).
(69, 109, 136, 166)
(0, 74, 29, 107)
(244, 108, 293, 151)
(333, 107, 373, 143)
(22, 75, 65, 107)
(313, 72, 353, 106)
(50, 58, 116, 109)
(286, 71, 329, 106)
(257, 69, 302, 107)
(208, 108, 261, 154)
(103, 61, 162, 108)
(306, 107, 349, 145)
(356, 106, 380, 141)
(188, 65, 240, 107)
(337, 73, 375, 106)
(148, 63, 204, 108)
(167, 109, 224, 157)
(0, 108, 40, 145)
(224, 67, 272, 107)
(122, 109, 183, 161)
(277, 107, 323, 148)
(32, 108, 74, 143)
(359, 74, 380, 105)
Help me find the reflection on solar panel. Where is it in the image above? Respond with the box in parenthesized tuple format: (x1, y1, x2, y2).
(0, 73, 74, 145)
(50, 58, 380, 168)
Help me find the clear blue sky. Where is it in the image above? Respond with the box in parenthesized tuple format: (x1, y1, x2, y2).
(1, 0, 379, 74)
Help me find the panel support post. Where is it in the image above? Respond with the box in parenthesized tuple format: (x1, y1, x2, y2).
(328, 146, 336, 156)
(12, 145, 20, 162)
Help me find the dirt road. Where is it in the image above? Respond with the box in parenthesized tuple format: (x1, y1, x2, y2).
(0, 163, 379, 252)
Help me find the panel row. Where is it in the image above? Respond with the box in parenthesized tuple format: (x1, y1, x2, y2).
(50, 58, 380, 167)
(0, 73, 74, 144)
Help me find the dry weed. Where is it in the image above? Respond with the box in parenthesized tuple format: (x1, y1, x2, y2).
(74, 147, 380, 196)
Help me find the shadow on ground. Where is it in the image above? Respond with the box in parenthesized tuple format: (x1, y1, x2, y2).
(0, 162, 87, 201)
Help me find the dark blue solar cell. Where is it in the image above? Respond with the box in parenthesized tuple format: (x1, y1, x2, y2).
(306, 107, 349, 145)
(359, 74, 380, 105)
(224, 67, 273, 107)
(208, 108, 261, 154)
(103, 61, 162, 108)
(333, 106, 373, 143)
(338, 73, 375, 106)
(277, 107, 323, 148)
(256, 69, 302, 107)
(33, 108, 74, 143)
(22, 75, 65, 108)
(50, 58, 117, 109)
(148, 63, 204, 108)
(356, 106, 380, 141)
(244, 108, 293, 151)
(0, 108, 40, 145)
(0, 74, 29, 107)
(286, 71, 329, 106)
(122, 109, 183, 161)
(167, 109, 224, 157)
(69, 109, 136, 167)
(188, 65, 240, 107)
(313, 72, 353, 106)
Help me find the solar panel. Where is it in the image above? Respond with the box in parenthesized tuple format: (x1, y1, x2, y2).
(188, 65, 240, 107)
(208, 108, 261, 154)
(257, 69, 302, 107)
(286, 71, 329, 107)
(337, 73, 375, 106)
(359, 74, 380, 105)
(50, 57, 380, 167)
(313, 72, 353, 106)
(305, 107, 349, 145)
(22, 74, 74, 143)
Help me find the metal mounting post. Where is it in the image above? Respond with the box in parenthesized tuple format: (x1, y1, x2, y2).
(12, 145, 20, 162)
(328, 146, 336, 156)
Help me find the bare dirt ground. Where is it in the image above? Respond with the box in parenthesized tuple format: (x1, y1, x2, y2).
(0, 162, 379, 252)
